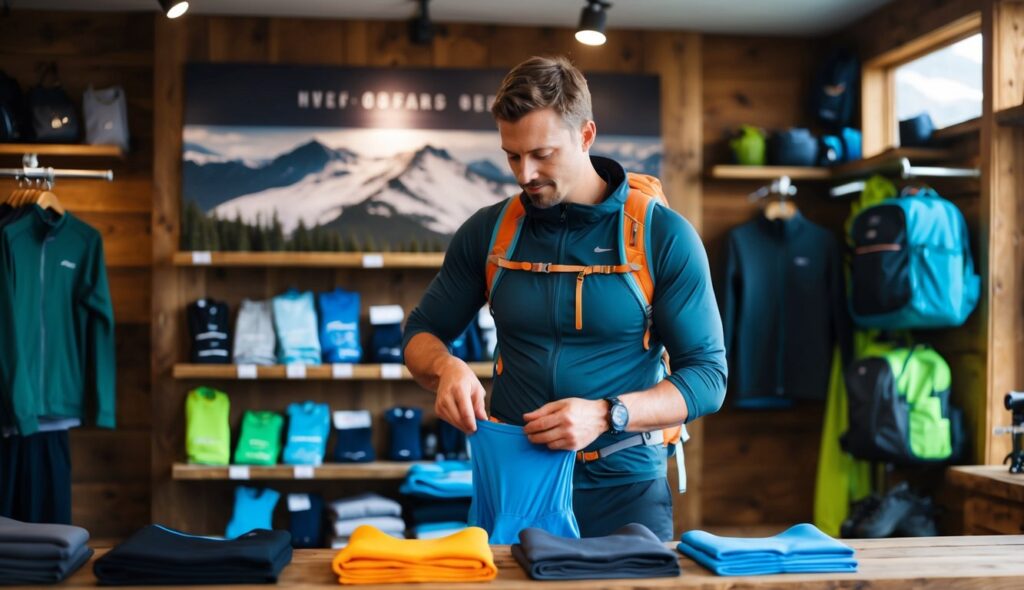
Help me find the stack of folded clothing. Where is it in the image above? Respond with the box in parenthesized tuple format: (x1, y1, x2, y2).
(93, 525, 292, 585)
(513, 523, 679, 580)
(676, 523, 858, 575)
(331, 525, 497, 584)
(329, 493, 405, 549)
(400, 461, 473, 540)
(0, 516, 93, 584)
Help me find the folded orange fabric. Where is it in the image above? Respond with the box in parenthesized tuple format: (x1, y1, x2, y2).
(331, 525, 498, 585)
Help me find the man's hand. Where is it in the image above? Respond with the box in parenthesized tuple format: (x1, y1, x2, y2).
(435, 356, 488, 434)
(522, 398, 609, 451)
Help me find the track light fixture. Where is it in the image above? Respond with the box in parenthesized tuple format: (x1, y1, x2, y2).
(576, 0, 610, 46)
(158, 0, 189, 19)
(409, 0, 434, 45)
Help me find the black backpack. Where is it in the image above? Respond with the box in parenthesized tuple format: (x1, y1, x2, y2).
(811, 48, 859, 130)
(27, 64, 80, 143)
(0, 71, 28, 141)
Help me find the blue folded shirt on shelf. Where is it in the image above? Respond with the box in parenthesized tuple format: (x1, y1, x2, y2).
(399, 461, 473, 499)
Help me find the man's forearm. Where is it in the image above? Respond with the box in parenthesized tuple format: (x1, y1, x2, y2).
(404, 331, 456, 393)
(619, 379, 690, 432)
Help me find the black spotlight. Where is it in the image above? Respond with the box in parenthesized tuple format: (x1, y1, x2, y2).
(158, 0, 189, 19)
(409, 0, 434, 45)
(576, 0, 610, 46)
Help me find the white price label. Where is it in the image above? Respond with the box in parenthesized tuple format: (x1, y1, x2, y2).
(293, 465, 315, 479)
(288, 493, 312, 512)
(332, 363, 354, 379)
(191, 251, 212, 265)
(228, 465, 250, 480)
(380, 364, 403, 379)
(333, 410, 372, 430)
(361, 253, 384, 268)
(286, 363, 307, 379)
(236, 364, 258, 379)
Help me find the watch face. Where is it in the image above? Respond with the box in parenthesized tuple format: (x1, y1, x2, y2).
(611, 404, 628, 429)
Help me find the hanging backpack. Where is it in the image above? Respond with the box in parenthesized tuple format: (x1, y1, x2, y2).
(849, 186, 980, 329)
(841, 345, 965, 466)
(27, 64, 80, 143)
(811, 48, 859, 130)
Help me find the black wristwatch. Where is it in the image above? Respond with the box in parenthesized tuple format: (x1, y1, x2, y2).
(606, 396, 629, 435)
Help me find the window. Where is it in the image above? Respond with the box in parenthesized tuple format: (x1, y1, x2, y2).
(894, 33, 982, 130)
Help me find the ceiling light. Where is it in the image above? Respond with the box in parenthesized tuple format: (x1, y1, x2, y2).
(409, 0, 434, 45)
(575, 1, 610, 46)
(158, 0, 189, 19)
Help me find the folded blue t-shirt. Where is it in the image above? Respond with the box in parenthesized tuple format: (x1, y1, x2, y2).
(400, 461, 473, 499)
(283, 402, 331, 466)
(677, 523, 857, 576)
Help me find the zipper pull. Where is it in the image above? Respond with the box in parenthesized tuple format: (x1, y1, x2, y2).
(560, 205, 567, 222)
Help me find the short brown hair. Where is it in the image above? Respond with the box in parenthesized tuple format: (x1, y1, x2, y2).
(490, 56, 593, 130)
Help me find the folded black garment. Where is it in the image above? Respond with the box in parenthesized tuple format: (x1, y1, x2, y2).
(0, 544, 93, 585)
(512, 523, 680, 580)
(0, 515, 90, 560)
(93, 525, 292, 585)
(408, 499, 471, 525)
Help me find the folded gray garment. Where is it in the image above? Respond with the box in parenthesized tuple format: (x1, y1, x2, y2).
(233, 299, 277, 365)
(0, 516, 90, 560)
(512, 523, 680, 580)
(329, 493, 402, 521)
(332, 516, 406, 538)
(0, 544, 93, 584)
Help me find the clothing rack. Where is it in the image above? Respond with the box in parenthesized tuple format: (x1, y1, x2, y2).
(748, 175, 798, 202)
(830, 156, 979, 198)
(0, 152, 114, 184)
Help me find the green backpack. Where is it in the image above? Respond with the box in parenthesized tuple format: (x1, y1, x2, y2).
(841, 345, 964, 466)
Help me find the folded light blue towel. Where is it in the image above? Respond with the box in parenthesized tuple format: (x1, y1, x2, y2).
(677, 523, 858, 576)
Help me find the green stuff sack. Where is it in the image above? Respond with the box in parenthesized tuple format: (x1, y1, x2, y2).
(185, 386, 231, 465)
(841, 345, 964, 465)
(234, 410, 284, 465)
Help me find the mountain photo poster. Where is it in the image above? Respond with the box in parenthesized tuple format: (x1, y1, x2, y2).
(181, 63, 662, 252)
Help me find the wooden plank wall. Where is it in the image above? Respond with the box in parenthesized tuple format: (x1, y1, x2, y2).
(0, 12, 154, 537)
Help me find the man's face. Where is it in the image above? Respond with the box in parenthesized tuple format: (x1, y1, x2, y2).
(498, 108, 594, 209)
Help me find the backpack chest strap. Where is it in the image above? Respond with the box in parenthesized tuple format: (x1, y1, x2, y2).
(486, 255, 639, 330)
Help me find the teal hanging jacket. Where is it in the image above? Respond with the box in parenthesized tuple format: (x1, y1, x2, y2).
(403, 156, 727, 489)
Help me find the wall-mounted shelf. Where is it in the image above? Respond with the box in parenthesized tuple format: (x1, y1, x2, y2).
(932, 117, 980, 141)
(172, 461, 427, 480)
(172, 362, 493, 380)
(0, 143, 124, 158)
(831, 147, 961, 179)
(995, 104, 1024, 127)
(708, 165, 831, 181)
(173, 251, 445, 268)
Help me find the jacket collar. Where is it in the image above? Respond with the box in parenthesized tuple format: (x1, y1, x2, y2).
(519, 156, 629, 227)
(756, 208, 805, 237)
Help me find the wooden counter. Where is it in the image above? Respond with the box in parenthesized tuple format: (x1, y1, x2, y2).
(15, 534, 1024, 589)
(948, 465, 1024, 534)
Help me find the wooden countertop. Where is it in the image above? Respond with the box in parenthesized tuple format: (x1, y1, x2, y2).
(948, 465, 1024, 503)
(13, 534, 1024, 589)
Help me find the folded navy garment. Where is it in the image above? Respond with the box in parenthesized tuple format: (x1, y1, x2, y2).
(0, 516, 90, 560)
(409, 499, 471, 525)
(677, 523, 857, 576)
(385, 406, 422, 461)
(287, 493, 323, 549)
(512, 523, 680, 580)
(0, 544, 93, 584)
(93, 525, 292, 585)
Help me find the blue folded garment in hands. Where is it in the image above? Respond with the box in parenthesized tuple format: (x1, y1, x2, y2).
(677, 523, 857, 576)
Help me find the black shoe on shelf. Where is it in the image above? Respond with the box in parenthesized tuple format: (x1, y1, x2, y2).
(894, 496, 939, 537)
(854, 481, 918, 539)
(841, 493, 881, 538)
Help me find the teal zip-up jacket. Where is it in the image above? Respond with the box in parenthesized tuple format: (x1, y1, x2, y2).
(0, 205, 116, 435)
(403, 157, 726, 489)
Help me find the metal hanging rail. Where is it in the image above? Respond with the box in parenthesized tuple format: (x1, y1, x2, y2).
(830, 156, 979, 198)
(0, 152, 114, 184)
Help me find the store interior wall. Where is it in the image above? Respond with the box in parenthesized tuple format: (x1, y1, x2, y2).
(0, 0, 986, 538)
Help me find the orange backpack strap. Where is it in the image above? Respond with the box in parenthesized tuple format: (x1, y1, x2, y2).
(485, 196, 527, 301)
(623, 172, 668, 350)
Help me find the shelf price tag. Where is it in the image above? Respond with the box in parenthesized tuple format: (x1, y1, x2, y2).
(236, 364, 258, 379)
(332, 363, 354, 379)
(380, 363, 403, 380)
(228, 465, 250, 480)
(191, 251, 212, 265)
(288, 493, 312, 512)
(286, 363, 307, 379)
(361, 254, 384, 268)
(293, 466, 315, 479)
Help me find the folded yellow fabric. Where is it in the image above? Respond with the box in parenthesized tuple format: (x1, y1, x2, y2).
(331, 525, 497, 585)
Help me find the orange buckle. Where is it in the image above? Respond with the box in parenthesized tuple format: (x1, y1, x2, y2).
(575, 450, 600, 463)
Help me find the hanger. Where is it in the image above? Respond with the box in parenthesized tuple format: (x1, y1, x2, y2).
(764, 199, 798, 221)
(752, 176, 799, 221)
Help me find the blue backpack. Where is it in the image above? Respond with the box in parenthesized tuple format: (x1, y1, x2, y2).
(849, 186, 980, 329)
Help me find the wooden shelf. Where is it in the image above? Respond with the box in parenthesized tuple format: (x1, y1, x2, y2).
(995, 104, 1024, 127)
(172, 251, 445, 268)
(172, 362, 493, 380)
(0, 143, 124, 158)
(831, 147, 963, 179)
(172, 461, 427, 480)
(932, 117, 980, 141)
(708, 165, 831, 181)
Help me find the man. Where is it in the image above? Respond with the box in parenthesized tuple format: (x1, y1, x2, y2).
(402, 56, 726, 541)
